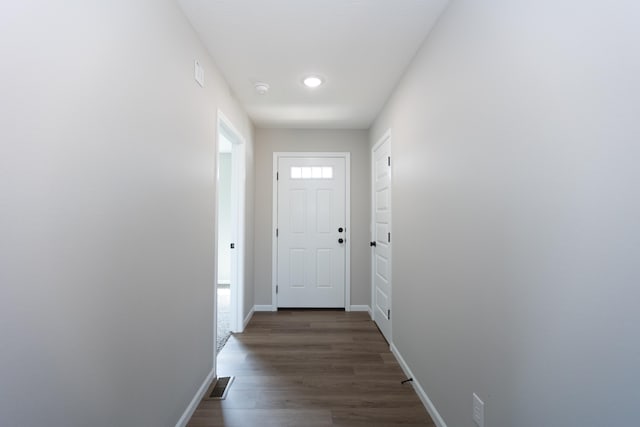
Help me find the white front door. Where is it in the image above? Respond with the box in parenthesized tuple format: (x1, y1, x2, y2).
(372, 134, 392, 342)
(277, 156, 346, 308)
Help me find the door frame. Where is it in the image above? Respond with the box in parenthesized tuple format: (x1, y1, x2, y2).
(272, 152, 351, 311)
(371, 130, 392, 337)
(215, 110, 246, 338)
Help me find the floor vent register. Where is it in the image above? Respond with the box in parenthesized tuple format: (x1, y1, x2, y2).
(204, 376, 234, 400)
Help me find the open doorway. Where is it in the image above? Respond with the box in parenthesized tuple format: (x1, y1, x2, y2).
(216, 111, 246, 355)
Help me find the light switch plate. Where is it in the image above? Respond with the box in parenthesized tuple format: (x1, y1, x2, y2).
(473, 393, 484, 427)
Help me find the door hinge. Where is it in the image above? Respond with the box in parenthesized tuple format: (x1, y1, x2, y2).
(276, 285, 278, 294)
(276, 171, 279, 180)
(387, 309, 391, 320)
(388, 232, 391, 243)
(388, 156, 391, 166)
(276, 228, 279, 237)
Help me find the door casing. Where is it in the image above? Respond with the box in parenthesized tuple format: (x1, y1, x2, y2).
(272, 152, 351, 311)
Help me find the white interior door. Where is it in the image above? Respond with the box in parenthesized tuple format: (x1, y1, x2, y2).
(277, 156, 346, 308)
(372, 134, 392, 342)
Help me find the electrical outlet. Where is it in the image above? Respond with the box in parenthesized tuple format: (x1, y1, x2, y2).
(473, 393, 484, 427)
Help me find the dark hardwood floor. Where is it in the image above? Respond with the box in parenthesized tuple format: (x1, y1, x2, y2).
(187, 310, 435, 427)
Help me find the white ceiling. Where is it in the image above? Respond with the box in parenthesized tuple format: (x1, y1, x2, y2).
(177, 0, 448, 129)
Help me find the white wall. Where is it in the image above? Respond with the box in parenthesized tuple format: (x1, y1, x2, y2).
(370, 1, 640, 426)
(254, 129, 370, 307)
(217, 153, 232, 284)
(0, 2, 254, 426)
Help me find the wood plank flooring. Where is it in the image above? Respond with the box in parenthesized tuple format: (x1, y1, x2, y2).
(187, 310, 435, 427)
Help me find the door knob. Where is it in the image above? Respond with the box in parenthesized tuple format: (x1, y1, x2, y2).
(338, 238, 344, 244)
(370, 241, 376, 247)
(338, 227, 344, 233)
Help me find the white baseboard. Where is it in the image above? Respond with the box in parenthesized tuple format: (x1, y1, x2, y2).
(175, 368, 216, 427)
(254, 304, 275, 312)
(349, 305, 372, 316)
(390, 343, 447, 427)
(243, 306, 255, 329)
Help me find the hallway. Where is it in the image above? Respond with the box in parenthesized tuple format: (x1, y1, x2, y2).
(3, 2, 639, 426)
(188, 310, 434, 426)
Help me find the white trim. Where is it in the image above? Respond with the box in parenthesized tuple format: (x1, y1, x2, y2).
(345, 153, 351, 310)
(175, 368, 216, 427)
(254, 305, 275, 312)
(272, 152, 351, 310)
(349, 305, 372, 316)
(231, 139, 246, 333)
(271, 154, 278, 312)
(212, 123, 220, 378)
(390, 343, 447, 427)
(243, 306, 255, 329)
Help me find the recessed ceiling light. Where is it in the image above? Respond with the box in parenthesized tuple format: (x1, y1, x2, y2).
(303, 76, 324, 88)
